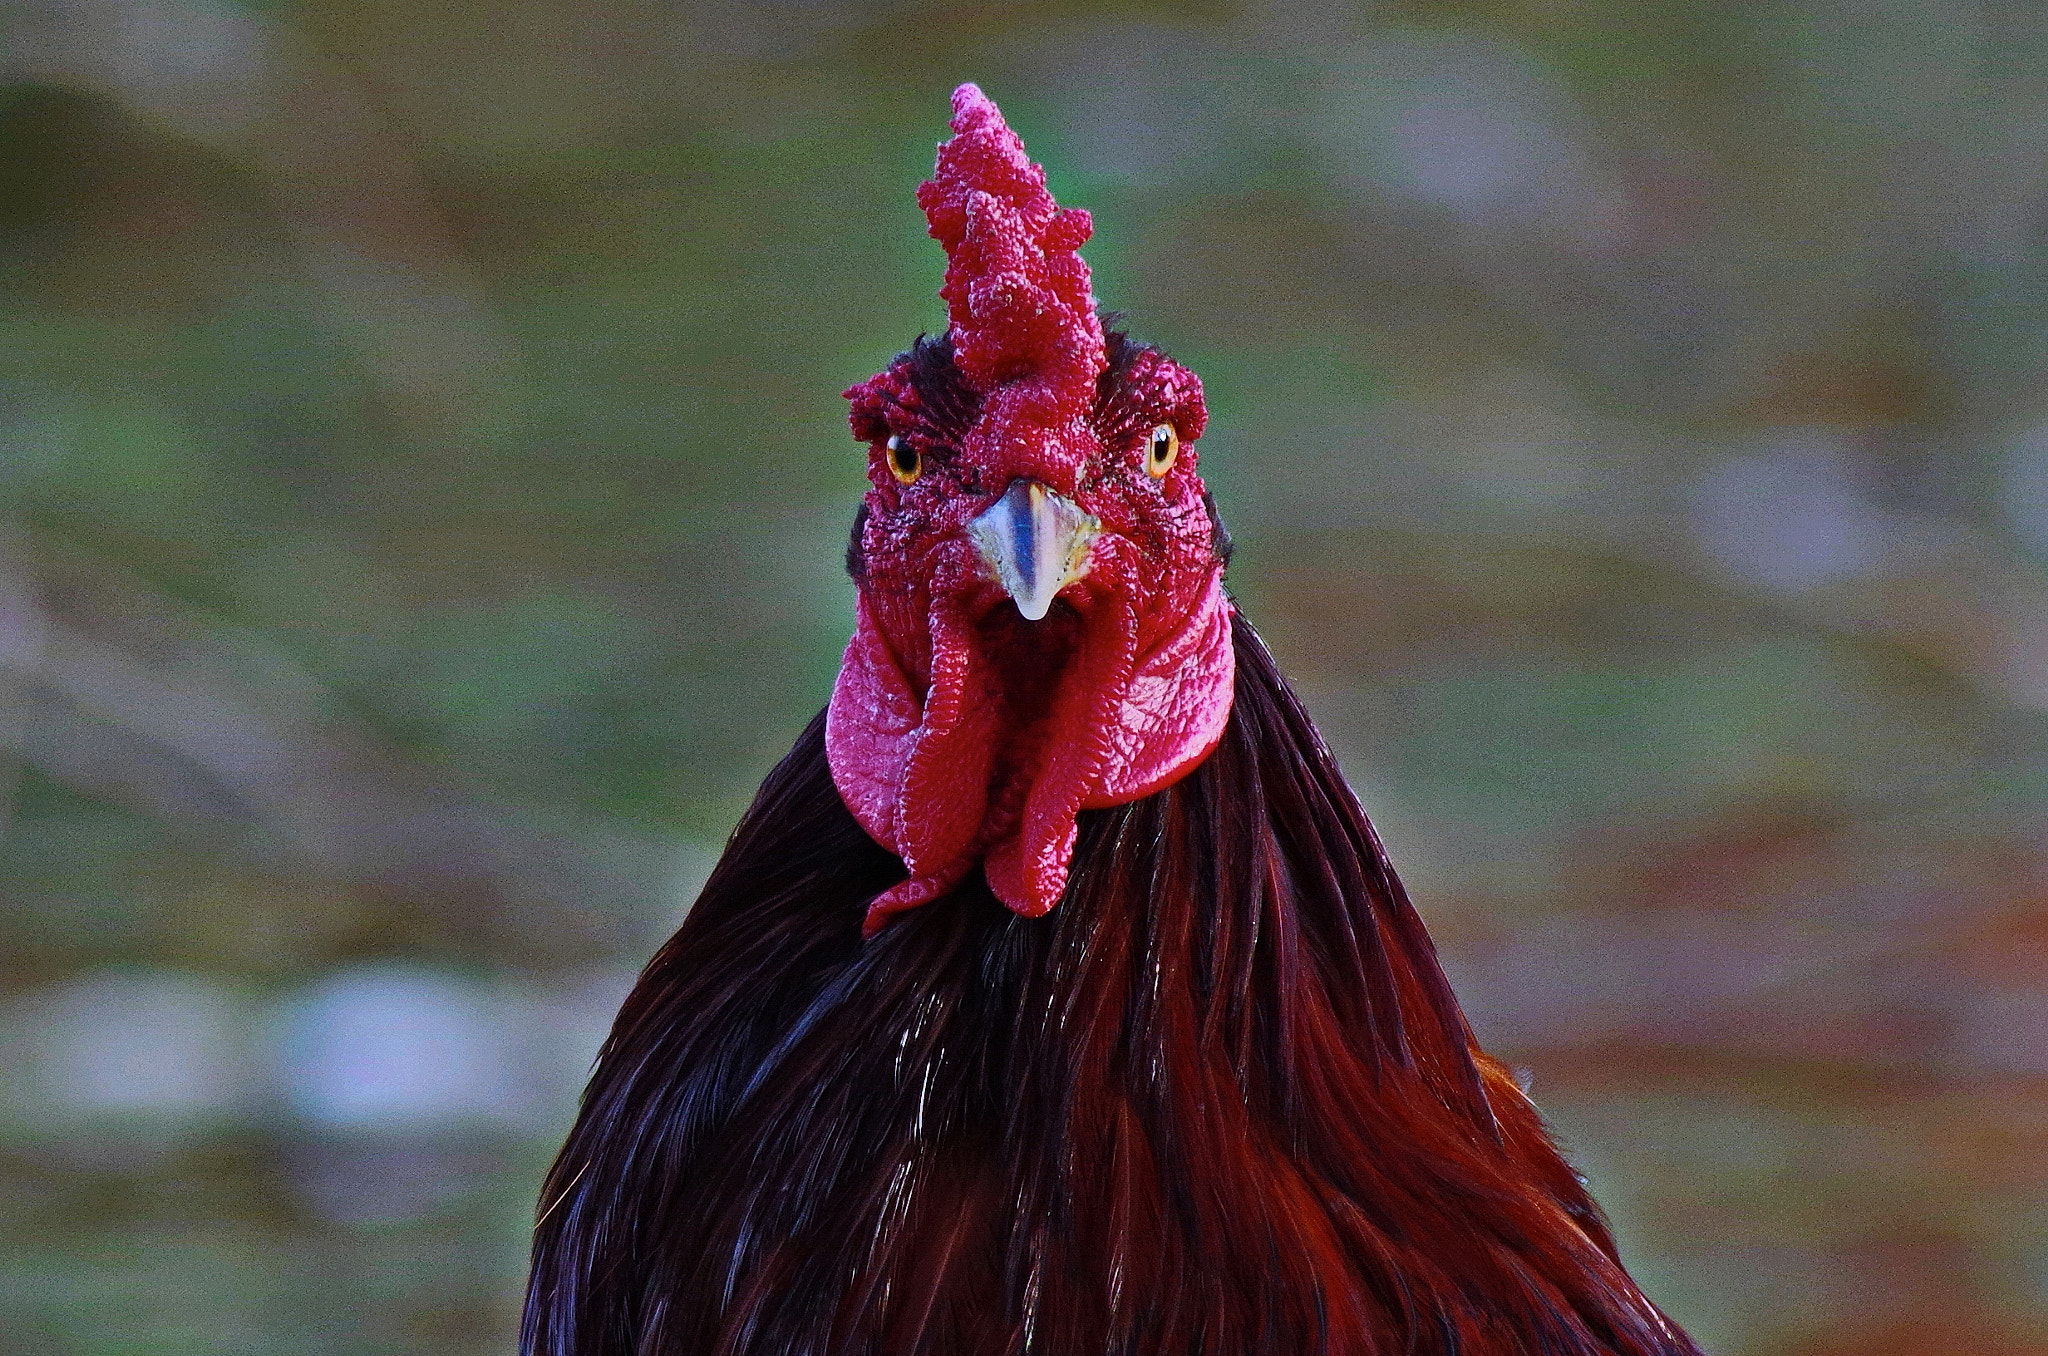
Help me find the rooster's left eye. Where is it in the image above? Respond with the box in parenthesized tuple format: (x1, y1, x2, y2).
(1145, 424, 1179, 478)
(887, 435, 921, 485)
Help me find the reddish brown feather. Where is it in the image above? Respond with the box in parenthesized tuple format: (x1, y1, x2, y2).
(523, 612, 1702, 1356)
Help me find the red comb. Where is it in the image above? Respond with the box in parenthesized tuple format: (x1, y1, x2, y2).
(915, 84, 1106, 421)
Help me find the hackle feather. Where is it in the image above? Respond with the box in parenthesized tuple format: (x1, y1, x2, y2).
(523, 613, 1701, 1356)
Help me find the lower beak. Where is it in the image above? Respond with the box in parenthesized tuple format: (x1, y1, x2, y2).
(967, 479, 1101, 622)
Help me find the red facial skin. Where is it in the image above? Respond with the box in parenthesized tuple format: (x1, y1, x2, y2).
(827, 85, 1234, 935)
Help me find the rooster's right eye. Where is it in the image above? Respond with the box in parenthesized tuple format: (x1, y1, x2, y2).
(1145, 423, 1180, 478)
(887, 435, 921, 485)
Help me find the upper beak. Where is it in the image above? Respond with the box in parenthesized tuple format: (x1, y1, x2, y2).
(967, 479, 1101, 622)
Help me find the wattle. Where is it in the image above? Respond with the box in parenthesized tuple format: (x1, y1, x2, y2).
(825, 558, 1234, 935)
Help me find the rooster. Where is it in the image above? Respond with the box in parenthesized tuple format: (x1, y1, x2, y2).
(523, 84, 1704, 1356)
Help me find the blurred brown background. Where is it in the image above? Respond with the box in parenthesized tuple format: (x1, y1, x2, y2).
(2, 0, 2046, 1351)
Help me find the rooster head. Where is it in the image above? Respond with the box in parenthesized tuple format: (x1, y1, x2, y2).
(829, 83, 1234, 935)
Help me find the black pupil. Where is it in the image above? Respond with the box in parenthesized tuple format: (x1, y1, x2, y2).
(1150, 432, 1169, 463)
(891, 440, 917, 476)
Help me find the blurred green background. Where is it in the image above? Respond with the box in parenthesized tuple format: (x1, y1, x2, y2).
(3, 0, 2047, 1351)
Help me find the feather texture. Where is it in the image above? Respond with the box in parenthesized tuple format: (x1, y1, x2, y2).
(523, 611, 1702, 1356)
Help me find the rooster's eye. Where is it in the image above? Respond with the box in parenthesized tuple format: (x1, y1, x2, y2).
(887, 435, 921, 485)
(1145, 424, 1179, 478)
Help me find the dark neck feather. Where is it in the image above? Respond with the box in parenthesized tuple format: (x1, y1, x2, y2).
(523, 612, 1701, 1356)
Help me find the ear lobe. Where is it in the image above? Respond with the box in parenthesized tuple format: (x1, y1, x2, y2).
(1084, 576, 1233, 807)
(825, 599, 921, 848)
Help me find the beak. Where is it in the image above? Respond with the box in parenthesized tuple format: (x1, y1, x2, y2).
(967, 479, 1101, 622)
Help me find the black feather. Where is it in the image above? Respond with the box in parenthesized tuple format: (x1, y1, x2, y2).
(523, 612, 1702, 1356)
